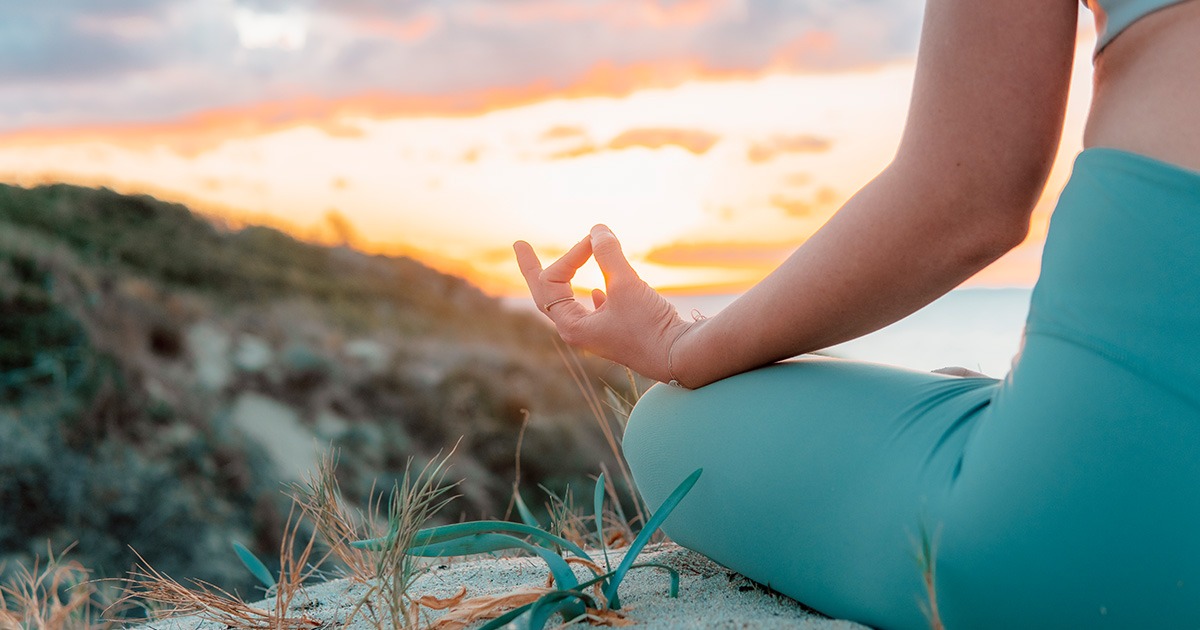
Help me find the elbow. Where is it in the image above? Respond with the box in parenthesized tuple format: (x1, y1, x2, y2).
(892, 152, 1041, 258)
(983, 211, 1031, 256)
(959, 204, 1032, 270)
(939, 169, 1040, 266)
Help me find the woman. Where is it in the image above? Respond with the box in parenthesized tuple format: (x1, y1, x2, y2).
(514, 0, 1200, 626)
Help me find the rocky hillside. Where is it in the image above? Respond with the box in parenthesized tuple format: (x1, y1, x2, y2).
(0, 183, 633, 599)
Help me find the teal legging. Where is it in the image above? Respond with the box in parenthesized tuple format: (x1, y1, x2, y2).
(622, 148, 1200, 629)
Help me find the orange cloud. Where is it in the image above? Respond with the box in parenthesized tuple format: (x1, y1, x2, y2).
(540, 125, 588, 141)
(747, 134, 831, 163)
(541, 127, 721, 160)
(769, 195, 813, 217)
(539, 125, 598, 158)
(0, 58, 762, 157)
(548, 142, 600, 160)
(644, 240, 801, 269)
(770, 186, 841, 217)
(783, 172, 813, 187)
(608, 128, 720, 154)
(813, 187, 840, 205)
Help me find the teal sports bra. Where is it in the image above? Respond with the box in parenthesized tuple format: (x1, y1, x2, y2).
(1086, 0, 1192, 52)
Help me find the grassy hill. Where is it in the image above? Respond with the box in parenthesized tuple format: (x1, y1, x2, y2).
(0, 183, 633, 602)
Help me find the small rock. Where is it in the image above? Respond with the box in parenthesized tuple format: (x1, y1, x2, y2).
(186, 323, 230, 390)
(344, 339, 390, 375)
(233, 334, 273, 373)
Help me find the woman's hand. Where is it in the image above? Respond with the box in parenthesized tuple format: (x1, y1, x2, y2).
(513, 224, 689, 383)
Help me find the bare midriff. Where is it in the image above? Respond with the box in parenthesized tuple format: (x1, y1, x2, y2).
(1085, 0, 1200, 173)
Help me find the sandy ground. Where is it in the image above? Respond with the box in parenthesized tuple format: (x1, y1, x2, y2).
(136, 543, 870, 629)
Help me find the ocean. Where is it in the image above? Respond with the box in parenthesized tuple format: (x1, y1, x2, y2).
(506, 287, 1034, 379)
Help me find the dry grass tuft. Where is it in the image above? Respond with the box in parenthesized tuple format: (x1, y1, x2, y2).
(0, 543, 115, 630)
(543, 485, 591, 550)
(290, 448, 379, 582)
(113, 505, 325, 629)
(555, 342, 648, 535)
(348, 448, 459, 630)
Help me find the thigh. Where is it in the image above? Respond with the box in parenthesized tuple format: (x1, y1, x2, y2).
(623, 357, 1000, 630)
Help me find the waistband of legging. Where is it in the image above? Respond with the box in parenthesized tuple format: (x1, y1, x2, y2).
(1075, 146, 1200, 198)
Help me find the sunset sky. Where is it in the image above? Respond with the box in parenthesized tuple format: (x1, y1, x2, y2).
(0, 1, 1099, 296)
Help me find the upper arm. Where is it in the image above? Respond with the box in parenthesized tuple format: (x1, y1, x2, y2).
(895, 0, 1079, 232)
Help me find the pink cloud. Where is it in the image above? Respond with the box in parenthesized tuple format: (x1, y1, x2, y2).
(460, 0, 741, 29)
(353, 10, 442, 43)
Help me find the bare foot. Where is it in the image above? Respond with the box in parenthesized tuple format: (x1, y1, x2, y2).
(932, 366, 989, 378)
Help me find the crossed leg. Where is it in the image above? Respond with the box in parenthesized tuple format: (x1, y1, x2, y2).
(622, 357, 999, 630)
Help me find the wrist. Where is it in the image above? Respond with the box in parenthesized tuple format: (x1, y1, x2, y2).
(666, 315, 707, 389)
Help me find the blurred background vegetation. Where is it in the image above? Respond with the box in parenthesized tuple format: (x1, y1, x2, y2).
(0, 183, 632, 601)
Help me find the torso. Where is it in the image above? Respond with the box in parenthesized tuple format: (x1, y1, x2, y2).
(1084, 0, 1200, 173)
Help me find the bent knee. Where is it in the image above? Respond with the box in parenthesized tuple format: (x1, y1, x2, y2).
(622, 383, 675, 451)
(621, 384, 688, 507)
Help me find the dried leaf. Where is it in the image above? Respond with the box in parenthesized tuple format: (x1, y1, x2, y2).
(415, 585, 467, 610)
(585, 607, 637, 627)
(605, 531, 628, 548)
(543, 556, 603, 591)
(428, 588, 550, 630)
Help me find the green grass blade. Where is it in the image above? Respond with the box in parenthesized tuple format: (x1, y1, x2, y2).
(407, 534, 527, 557)
(517, 538, 583, 592)
(528, 590, 595, 629)
(353, 520, 592, 561)
(231, 541, 276, 589)
(629, 562, 681, 597)
(415, 533, 582, 591)
(602, 468, 702, 609)
(514, 490, 541, 529)
(594, 473, 611, 576)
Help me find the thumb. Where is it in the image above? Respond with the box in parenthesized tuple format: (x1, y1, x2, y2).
(590, 224, 637, 284)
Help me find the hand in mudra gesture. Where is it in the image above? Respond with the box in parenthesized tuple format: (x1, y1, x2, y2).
(513, 224, 690, 383)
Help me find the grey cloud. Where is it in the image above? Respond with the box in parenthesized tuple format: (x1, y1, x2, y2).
(0, 12, 155, 82)
(0, 0, 924, 131)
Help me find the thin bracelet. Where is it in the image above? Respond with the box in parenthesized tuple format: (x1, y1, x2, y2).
(667, 309, 706, 389)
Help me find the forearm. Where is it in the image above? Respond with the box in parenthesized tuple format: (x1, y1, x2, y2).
(671, 160, 1029, 388)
